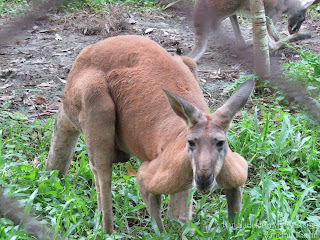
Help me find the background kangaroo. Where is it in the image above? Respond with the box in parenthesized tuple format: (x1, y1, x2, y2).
(46, 35, 254, 234)
(189, 0, 316, 61)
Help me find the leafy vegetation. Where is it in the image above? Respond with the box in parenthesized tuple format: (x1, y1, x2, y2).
(282, 47, 320, 102)
(0, 0, 30, 15)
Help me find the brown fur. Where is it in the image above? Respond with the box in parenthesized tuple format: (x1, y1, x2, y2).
(193, 0, 283, 30)
(46, 35, 252, 234)
(189, 0, 315, 61)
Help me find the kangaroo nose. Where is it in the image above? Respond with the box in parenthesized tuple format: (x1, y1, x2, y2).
(195, 173, 214, 191)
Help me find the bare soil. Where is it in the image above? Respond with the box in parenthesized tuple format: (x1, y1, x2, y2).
(1, 5, 319, 117)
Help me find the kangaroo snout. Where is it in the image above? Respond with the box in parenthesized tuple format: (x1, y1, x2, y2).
(288, 21, 303, 34)
(288, 10, 306, 34)
(195, 172, 214, 192)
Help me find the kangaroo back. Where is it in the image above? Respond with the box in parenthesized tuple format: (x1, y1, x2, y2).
(63, 35, 208, 162)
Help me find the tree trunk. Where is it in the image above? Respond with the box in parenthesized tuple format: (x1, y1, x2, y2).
(250, 0, 271, 80)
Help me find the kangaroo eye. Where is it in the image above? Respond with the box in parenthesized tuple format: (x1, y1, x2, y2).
(216, 141, 225, 148)
(188, 140, 196, 147)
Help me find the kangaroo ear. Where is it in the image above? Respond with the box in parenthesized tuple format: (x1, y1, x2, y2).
(301, 0, 315, 8)
(163, 89, 203, 127)
(216, 79, 255, 129)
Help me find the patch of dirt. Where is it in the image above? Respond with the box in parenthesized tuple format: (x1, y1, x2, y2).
(0, 5, 319, 117)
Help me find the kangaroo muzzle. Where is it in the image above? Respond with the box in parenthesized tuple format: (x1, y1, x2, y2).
(195, 172, 214, 192)
(288, 21, 303, 34)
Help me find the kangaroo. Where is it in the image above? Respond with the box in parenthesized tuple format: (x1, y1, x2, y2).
(189, 0, 316, 61)
(46, 35, 254, 234)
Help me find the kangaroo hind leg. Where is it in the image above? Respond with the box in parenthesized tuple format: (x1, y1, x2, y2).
(46, 106, 81, 177)
(81, 88, 120, 234)
(229, 15, 246, 48)
(188, 0, 213, 62)
(226, 186, 243, 222)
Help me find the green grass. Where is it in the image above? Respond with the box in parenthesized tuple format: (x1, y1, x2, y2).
(282, 47, 320, 102)
(0, 0, 30, 15)
(1, 93, 319, 239)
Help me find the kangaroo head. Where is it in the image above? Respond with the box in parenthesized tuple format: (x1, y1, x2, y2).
(164, 79, 254, 193)
(287, 0, 314, 34)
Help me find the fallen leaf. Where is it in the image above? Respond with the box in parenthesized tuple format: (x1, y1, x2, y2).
(31, 59, 47, 64)
(128, 18, 137, 24)
(58, 78, 67, 84)
(55, 34, 62, 41)
(39, 29, 60, 33)
(164, 0, 183, 10)
(41, 37, 56, 41)
(35, 95, 46, 105)
(47, 109, 59, 113)
(105, 24, 110, 33)
(36, 82, 54, 88)
(125, 164, 137, 177)
(22, 93, 34, 106)
(145, 28, 154, 34)
(32, 26, 39, 31)
(30, 112, 52, 117)
(209, 69, 225, 79)
(30, 157, 39, 168)
(47, 101, 62, 111)
(0, 69, 15, 77)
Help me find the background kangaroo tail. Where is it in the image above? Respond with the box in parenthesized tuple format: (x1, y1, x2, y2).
(0, 189, 58, 240)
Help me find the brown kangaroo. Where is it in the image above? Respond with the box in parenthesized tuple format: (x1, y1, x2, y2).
(189, 0, 316, 61)
(46, 35, 254, 234)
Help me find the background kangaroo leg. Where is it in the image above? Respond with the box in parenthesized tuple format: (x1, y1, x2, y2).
(137, 176, 164, 232)
(264, 9, 282, 42)
(269, 32, 311, 51)
(229, 15, 246, 48)
(225, 186, 243, 222)
(46, 106, 80, 177)
(267, 18, 281, 42)
(168, 189, 192, 224)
